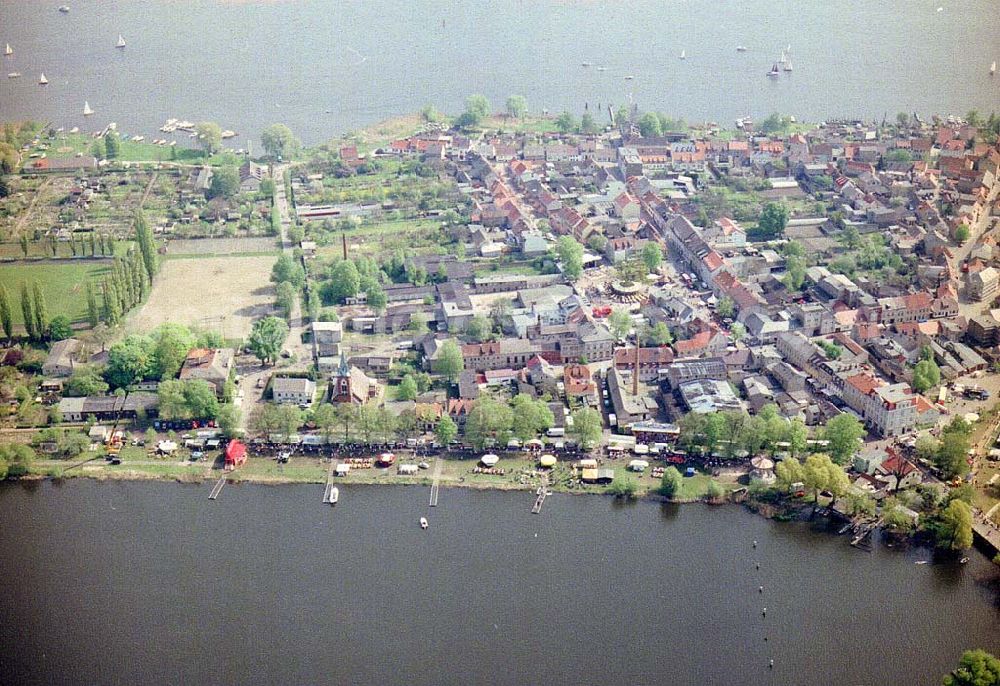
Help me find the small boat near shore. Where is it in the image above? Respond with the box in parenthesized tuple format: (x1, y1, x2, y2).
(330, 486, 338, 505)
(419, 517, 428, 529)
(83, 101, 94, 116)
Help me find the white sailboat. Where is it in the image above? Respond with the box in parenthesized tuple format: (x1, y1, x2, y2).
(991, 61, 997, 75)
(767, 62, 780, 77)
(83, 101, 94, 116)
(4, 44, 11, 56)
(115, 34, 126, 49)
(38, 73, 48, 85)
(679, 50, 686, 60)
(784, 57, 793, 72)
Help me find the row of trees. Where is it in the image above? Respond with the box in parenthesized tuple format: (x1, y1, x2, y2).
(675, 406, 865, 464)
(271, 252, 305, 321)
(0, 281, 51, 342)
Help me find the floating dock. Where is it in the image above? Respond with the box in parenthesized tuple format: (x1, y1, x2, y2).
(208, 477, 226, 500)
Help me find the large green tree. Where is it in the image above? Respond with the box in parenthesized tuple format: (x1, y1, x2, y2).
(0, 284, 12, 341)
(435, 340, 464, 382)
(757, 202, 789, 238)
(246, 316, 288, 366)
(510, 395, 555, 442)
(822, 413, 866, 464)
(150, 323, 195, 380)
(555, 236, 584, 280)
(261, 123, 300, 160)
(31, 281, 47, 340)
(105, 335, 155, 389)
(194, 121, 223, 155)
(571, 407, 603, 450)
(435, 414, 457, 446)
(943, 649, 1000, 686)
(912, 359, 941, 393)
(933, 499, 974, 551)
(464, 398, 514, 450)
(320, 260, 360, 305)
(505, 95, 528, 119)
(208, 166, 240, 200)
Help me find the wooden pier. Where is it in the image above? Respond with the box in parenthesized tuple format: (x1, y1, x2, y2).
(531, 475, 550, 514)
(429, 458, 443, 507)
(208, 477, 226, 500)
(322, 459, 336, 504)
(849, 517, 881, 549)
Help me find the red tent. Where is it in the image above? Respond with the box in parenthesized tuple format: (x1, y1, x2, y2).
(224, 440, 247, 469)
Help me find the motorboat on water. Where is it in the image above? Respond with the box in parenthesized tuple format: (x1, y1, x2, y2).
(7, 72, 21, 79)
(419, 517, 428, 529)
(59, 6, 70, 13)
(736, 45, 747, 52)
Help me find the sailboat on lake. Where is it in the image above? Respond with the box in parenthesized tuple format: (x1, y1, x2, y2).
(39, 73, 48, 85)
(83, 101, 94, 116)
(4, 44, 12, 56)
(116, 34, 126, 49)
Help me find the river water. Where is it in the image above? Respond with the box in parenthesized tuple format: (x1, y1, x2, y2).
(1, 1, 999, 145)
(0, 479, 997, 685)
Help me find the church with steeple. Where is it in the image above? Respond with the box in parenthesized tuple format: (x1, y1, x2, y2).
(328, 352, 380, 404)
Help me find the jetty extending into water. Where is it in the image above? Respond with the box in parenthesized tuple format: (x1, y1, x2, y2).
(208, 477, 226, 500)
(322, 459, 336, 504)
(531, 475, 550, 514)
(429, 458, 442, 507)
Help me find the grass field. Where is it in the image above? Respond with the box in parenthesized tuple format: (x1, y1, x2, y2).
(128, 254, 277, 340)
(42, 133, 243, 166)
(0, 260, 112, 326)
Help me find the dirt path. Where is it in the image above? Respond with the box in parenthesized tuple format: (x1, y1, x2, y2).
(138, 171, 158, 209)
(13, 178, 51, 236)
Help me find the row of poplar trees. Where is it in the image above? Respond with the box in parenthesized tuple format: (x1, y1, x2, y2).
(96, 211, 158, 326)
(0, 281, 47, 341)
(0, 211, 159, 341)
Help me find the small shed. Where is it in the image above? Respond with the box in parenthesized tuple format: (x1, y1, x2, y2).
(539, 454, 557, 468)
(335, 463, 351, 476)
(224, 440, 247, 469)
(481, 454, 500, 467)
(628, 459, 649, 472)
(398, 464, 419, 475)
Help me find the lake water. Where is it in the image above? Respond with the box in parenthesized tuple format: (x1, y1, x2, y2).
(1, 1, 999, 145)
(0, 479, 998, 685)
